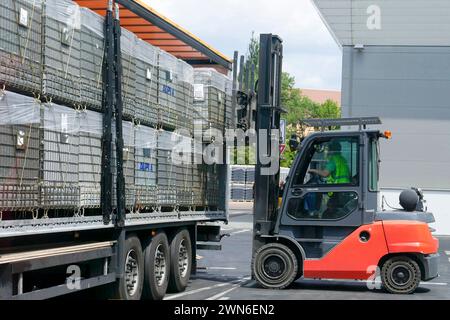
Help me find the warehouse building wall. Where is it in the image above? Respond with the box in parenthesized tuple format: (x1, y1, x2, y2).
(341, 45, 450, 235)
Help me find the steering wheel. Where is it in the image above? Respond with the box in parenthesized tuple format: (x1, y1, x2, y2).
(306, 171, 327, 185)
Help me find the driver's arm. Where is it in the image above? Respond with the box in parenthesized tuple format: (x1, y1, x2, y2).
(308, 168, 330, 178)
(309, 160, 335, 178)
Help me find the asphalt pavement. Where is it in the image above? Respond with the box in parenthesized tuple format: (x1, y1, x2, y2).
(165, 204, 450, 300)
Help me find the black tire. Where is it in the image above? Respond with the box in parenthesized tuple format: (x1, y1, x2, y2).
(381, 256, 421, 294)
(252, 243, 298, 289)
(142, 232, 170, 300)
(168, 229, 192, 293)
(110, 235, 144, 300)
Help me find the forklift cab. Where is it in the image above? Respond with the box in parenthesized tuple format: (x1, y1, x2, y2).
(275, 126, 382, 259)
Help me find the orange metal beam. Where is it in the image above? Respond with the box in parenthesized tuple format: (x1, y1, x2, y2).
(137, 33, 177, 40)
(74, 0, 109, 10)
(172, 52, 206, 58)
(120, 17, 153, 25)
(146, 39, 186, 46)
(125, 25, 164, 33)
(158, 46, 196, 52)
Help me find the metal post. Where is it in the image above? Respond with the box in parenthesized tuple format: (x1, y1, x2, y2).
(250, 63, 255, 94)
(113, 3, 126, 228)
(100, 0, 115, 225)
(17, 273, 23, 295)
(231, 51, 238, 129)
(238, 55, 245, 91)
(103, 258, 109, 276)
(252, 34, 283, 253)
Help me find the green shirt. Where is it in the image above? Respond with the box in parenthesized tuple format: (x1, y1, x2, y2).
(326, 154, 350, 184)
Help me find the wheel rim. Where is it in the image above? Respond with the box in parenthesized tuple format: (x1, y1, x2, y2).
(154, 244, 167, 287)
(262, 255, 287, 280)
(178, 239, 189, 278)
(391, 265, 412, 286)
(125, 249, 139, 296)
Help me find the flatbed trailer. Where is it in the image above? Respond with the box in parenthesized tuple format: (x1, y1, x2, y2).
(0, 0, 233, 300)
(0, 208, 227, 300)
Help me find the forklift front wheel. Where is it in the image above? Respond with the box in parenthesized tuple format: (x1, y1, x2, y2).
(252, 243, 298, 289)
(381, 256, 421, 294)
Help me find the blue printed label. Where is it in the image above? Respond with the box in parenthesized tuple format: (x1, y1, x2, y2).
(139, 162, 153, 172)
(162, 85, 175, 96)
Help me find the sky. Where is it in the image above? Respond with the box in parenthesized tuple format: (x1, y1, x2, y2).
(144, 0, 343, 91)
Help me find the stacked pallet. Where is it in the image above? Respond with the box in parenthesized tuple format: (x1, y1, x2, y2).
(193, 68, 233, 207)
(193, 68, 233, 139)
(0, 0, 233, 217)
(230, 165, 254, 202)
(0, 90, 219, 212)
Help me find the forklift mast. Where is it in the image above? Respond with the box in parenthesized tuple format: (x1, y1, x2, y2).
(253, 34, 283, 250)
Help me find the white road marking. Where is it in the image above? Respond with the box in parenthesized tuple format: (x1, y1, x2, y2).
(302, 278, 448, 286)
(165, 277, 250, 300)
(207, 286, 240, 300)
(445, 251, 450, 256)
(419, 282, 448, 286)
(218, 297, 230, 300)
(208, 267, 237, 270)
(206, 277, 251, 301)
(164, 282, 229, 300)
(230, 229, 251, 235)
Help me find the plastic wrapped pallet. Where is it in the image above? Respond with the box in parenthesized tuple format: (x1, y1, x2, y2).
(176, 59, 194, 133)
(135, 39, 158, 125)
(244, 186, 254, 201)
(111, 120, 135, 209)
(205, 163, 219, 207)
(42, 0, 82, 106)
(230, 183, 245, 201)
(245, 167, 255, 184)
(134, 124, 157, 208)
(121, 27, 137, 120)
(42, 102, 80, 209)
(80, 7, 104, 110)
(172, 134, 193, 207)
(157, 50, 179, 129)
(0, 0, 43, 94)
(78, 109, 102, 208)
(193, 68, 228, 140)
(224, 76, 234, 129)
(0, 91, 40, 211)
(156, 130, 177, 206)
(156, 130, 194, 207)
(191, 141, 205, 207)
(231, 166, 246, 183)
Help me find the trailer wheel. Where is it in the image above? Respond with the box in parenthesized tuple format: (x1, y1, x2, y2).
(168, 229, 192, 293)
(381, 256, 421, 294)
(252, 243, 298, 289)
(142, 232, 170, 300)
(111, 235, 144, 300)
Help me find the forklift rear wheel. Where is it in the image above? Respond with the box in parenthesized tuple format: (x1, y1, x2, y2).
(110, 235, 144, 300)
(253, 243, 298, 289)
(168, 229, 192, 293)
(381, 256, 421, 294)
(142, 232, 170, 300)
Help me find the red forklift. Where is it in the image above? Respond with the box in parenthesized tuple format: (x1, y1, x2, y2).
(248, 34, 439, 294)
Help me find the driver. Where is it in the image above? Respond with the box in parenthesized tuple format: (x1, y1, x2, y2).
(308, 140, 350, 185)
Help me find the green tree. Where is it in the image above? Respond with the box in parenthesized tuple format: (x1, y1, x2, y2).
(245, 31, 259, 82)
